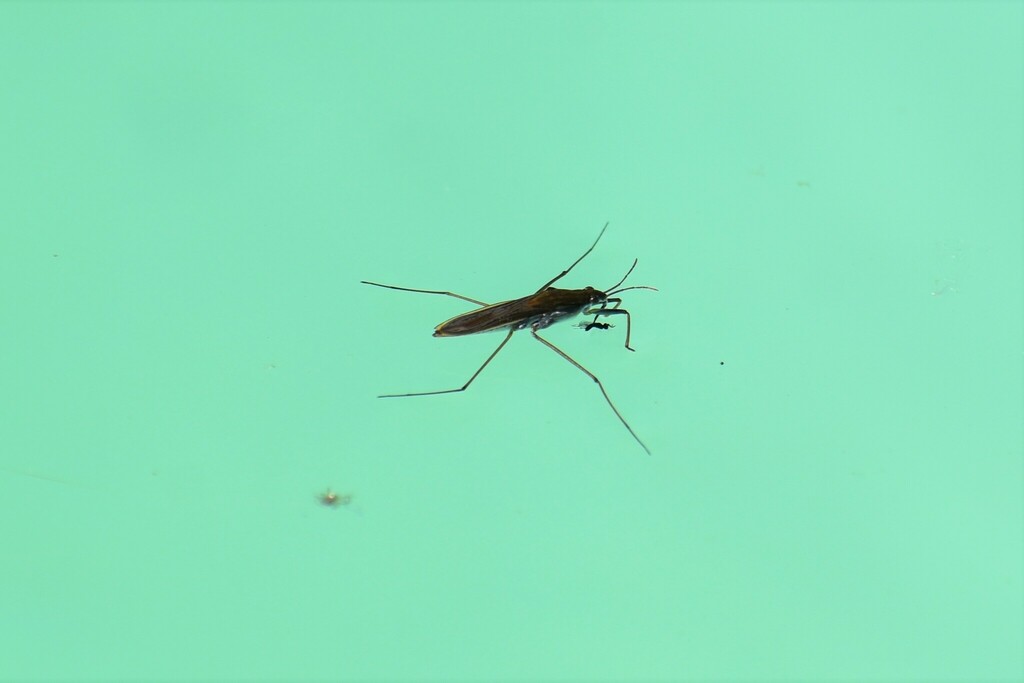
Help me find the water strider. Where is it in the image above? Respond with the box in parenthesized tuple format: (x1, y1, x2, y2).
(361, 223, 656, 454)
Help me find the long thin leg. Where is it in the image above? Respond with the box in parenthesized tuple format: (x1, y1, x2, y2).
(378, 330, 515, 398)
(534, 222, 609, 293)
(361, 280, 489, 307)
(530, 329, 650, 455)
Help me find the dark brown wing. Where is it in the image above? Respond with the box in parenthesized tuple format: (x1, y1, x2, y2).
(434, 288, 595, 337)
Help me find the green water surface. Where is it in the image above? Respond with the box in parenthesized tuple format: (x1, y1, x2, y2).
(1, 2, 1021, 681)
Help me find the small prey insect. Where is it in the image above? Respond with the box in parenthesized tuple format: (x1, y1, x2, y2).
(317, 489, 353, 507)
(361, 223, 657, 454)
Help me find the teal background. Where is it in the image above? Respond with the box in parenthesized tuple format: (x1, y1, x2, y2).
(2, 2, 1022, 681)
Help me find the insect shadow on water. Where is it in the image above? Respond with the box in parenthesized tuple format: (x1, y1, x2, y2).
(360, 223, 657, 454)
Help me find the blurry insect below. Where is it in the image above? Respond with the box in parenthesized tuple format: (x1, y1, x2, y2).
(317, 489, 353, 507)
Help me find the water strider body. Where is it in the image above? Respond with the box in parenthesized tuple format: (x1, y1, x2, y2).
(361, 223, 656, 454)
(435, 286, 615, 337)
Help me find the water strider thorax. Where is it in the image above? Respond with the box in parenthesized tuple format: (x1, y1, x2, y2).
(511, 287, 607, 331)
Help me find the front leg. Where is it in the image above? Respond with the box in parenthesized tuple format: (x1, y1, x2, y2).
(584, 299, 637, 351)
